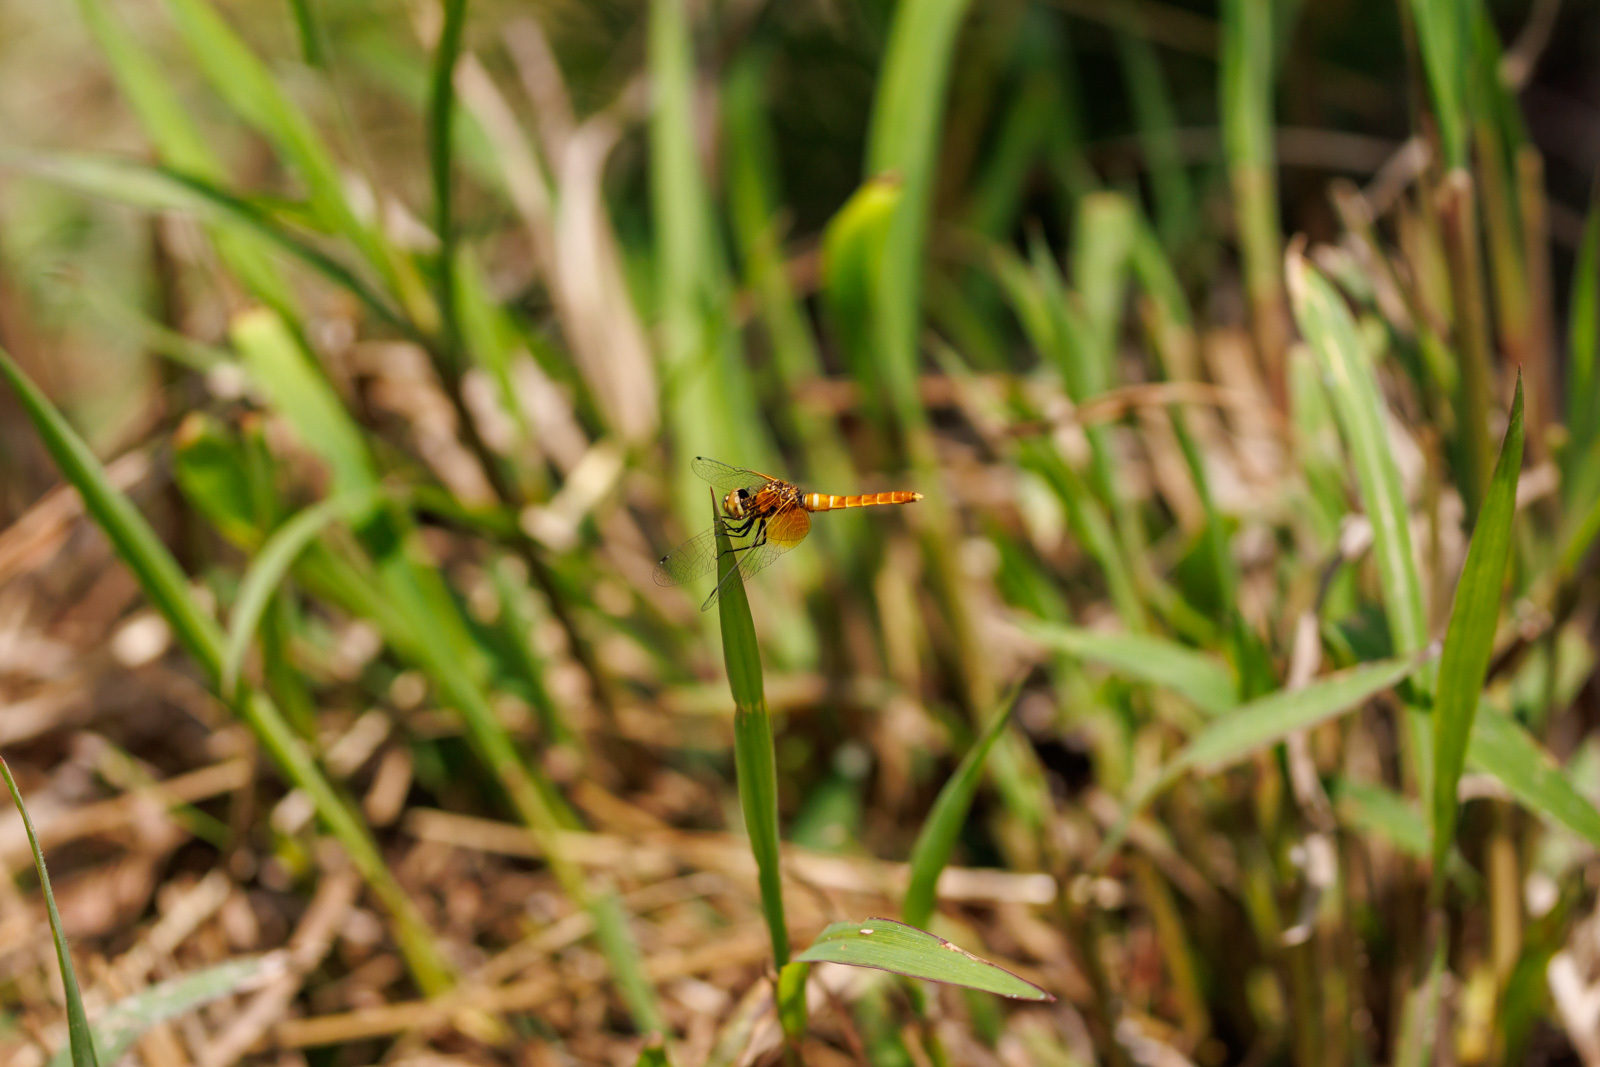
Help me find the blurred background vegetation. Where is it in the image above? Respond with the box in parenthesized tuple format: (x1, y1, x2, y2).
(2, 0, 1600, 1063)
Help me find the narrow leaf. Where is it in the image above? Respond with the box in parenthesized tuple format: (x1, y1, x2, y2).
(821, 176, 901, 386)
(230, 308, 378, 497)
(46, 955, 280, 1067)
(903, 685, 1020, 928)
(632, 1040, 671, 1067)
(0, 347, 224, 680)
(160, 0, 401, 289)
(1408, 0, 1471, 168)
(1288, 248, 1433, 798)
(1286, 250, 1428, 663)
(864, 0, 972, 431)
(70, 0, 300, 316)
(1468, 702, 1600, 849)
(1015, 618, 1237, 716)
(222, 488, 382, 698)
(1182, 655, 1422, 773)
(1431, 377, 1523, 879)
(429, 0, 470, 360)
(1334, 779, 1430, 858)
(173, 414, 264, 550)
(714, 492, 791, 973)
(1, 758, 99, 1067)
(1568, 186, 1600, 495)
(0, 346, 456, 996)
(1094, 654, 1425, 867)
(797, 918, 1052, 1001)
(776, 960, 811, 1041)
(10, 154, 410, 333)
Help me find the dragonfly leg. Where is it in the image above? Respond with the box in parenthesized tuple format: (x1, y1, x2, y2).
(716, 514, 760, 539)
(700, 519, 770, 610)
(716, 519, 768, 559)
(715, 514, 763, 548)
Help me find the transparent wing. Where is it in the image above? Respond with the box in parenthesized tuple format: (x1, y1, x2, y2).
(764, 506, 812, 550)
(691, 456, 773, 493)
(699, 507, 811, 611)
(653, 526, 721, 587)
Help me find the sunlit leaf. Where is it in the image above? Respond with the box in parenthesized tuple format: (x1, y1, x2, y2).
(797, 918, 1052, 1001)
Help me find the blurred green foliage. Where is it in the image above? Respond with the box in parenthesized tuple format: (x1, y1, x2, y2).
(2, 0, 1600, 1061)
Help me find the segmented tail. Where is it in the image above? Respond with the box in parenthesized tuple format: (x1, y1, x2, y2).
(802, 490, 923, 511)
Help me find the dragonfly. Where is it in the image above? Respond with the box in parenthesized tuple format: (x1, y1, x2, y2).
(654, 457, 923, 610)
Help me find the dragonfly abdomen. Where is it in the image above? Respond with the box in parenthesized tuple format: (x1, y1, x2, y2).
(803, 490, 923, 511)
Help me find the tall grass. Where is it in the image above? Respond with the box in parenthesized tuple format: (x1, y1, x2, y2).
(3, 0, 1600, 1062)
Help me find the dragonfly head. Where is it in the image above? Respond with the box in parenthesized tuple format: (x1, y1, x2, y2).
(723, 487, 751, 519)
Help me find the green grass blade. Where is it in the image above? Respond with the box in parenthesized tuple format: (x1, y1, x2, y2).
(172, 414, 267, 548)
(1430, 378, 1523, 885)
(1095, 655, 1426, 867)
(1394, 928, 1447, 1067)
(776, 960, 810, 1041)
(74, 283, 228, 374)
(1072, 193, 1135, 396)
(796, 918, 1052, 1001)
(1115, 21, 1193, 250)
(903, 685, 1020, 929)
(588, 891, 667, 1036)
(1408, 0, 1472, 168)
(1287, 251, 1428, 663)
(1015, 437, 1145, 630)
(992, 245, 1147, 629)
(487, 558, 567, 744)
(633, 1039, 672, 1067)
(70, 0, 299, 316)
(0, 757, 99, 1067)
(429, 0, 469, 363)
(1014, 619, 1237, 717)
(44, 955, 278, 1067)
(723, 55, 857, 496)
(222, 488, 381, 699)
(651, 0, 776, 533)
(286, 0, 326, 65)
(231, 309, 378, 497)
(822, 175, 902, 400)
(231, 310, 659, 1028)
(1180, 656, 1422, 774)
(968, 62, 1063, 238)
(865, 0, 972, 435)
(71, 0, 214, 176)
(1129, 220, 1240, 618)
(713, 492, 789, 967)
(1334, 779, 1482, 889)
(0, 346, 455, 996)
(0, 347, 224, 680)
(454, 251, 532, 453)
(1333, 779, 1430, 859)
(1467, 702, 1600, 849)
(11, 154, 410, 334)
(712, 491, 802, 1040)
(1221, 0, 1288, 401)
(1567, 186, 1600, 477)
(1288, 247, 1433, 795)
(159, 0, 404, 295)
(1288, 343, 1354, 546)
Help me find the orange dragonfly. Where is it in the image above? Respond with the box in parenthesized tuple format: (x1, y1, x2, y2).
(654, 457, 923, 610)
